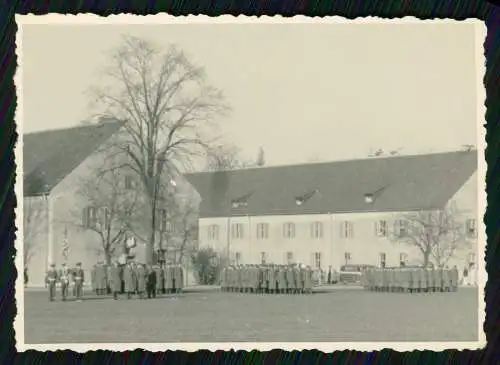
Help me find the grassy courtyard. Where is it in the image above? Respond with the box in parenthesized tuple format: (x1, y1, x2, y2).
(23, 287, 479, 343)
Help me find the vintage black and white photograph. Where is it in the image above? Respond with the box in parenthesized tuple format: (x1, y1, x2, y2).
(16, 15, 485, 350)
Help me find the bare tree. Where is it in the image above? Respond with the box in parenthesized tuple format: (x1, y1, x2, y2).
(389, 202, 473, 267)
(167, 198, 199, 265)
(89, 35, 229, 263)
(23, 196, 47, 270)
(70, 164, 140, 265)
(205, 144, 253, 171)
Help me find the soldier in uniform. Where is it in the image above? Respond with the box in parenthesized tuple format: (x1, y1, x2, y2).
(59, 263, 71, 301)
(436, 266, 444, 292)
(285, 265, 294, 294)
(106, 263, 113, 295)
(90, 264, 96, 294)
(304, 266, 313, 294)
(46, 264, 58, 301)
(251, 265, 259, 293)
(94, 262, 102, 295)
(430, 267, 437, 293)
(136, 263, 147, 299)
(147, 264, 157, 299)
(442, 266, 450, 292)
(110, 261, 122, 300)
(268, 265, 276, 294)
(175, 264, 184, 293)
(277, 265, 286, 294)
(450, 265, 459, 292)
(155, 264, 164, 296)
(409, 267, 418, 293)
(123, 262, 134, 299)
(72, 262, 85, 301)
(165, 264, 173, 294)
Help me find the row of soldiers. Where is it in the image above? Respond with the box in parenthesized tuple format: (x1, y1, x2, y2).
(45, 262, 85, 301)
(361, 266, 460, 293)
(91, 261, 184, 300)
(220, 264, 315, 294)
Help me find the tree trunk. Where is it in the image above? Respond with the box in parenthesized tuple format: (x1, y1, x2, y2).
(105, 251, 112, 266)
(423, 251, 430, 267)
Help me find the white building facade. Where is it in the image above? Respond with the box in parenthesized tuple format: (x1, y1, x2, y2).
(187, 150, 479, 284)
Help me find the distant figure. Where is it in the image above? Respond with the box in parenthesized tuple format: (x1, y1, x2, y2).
(327, 266, 332, 284)
(463, 266, 469, 286)
(72, 262, 85, 302)
(24, 268, 28, 287)
(45, 264, 58, 302)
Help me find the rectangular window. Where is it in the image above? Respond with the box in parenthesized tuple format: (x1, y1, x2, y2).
(231, 223, 244, 239)
(399, 252, 408, 266)
(261, 252, 267, 265)
(235, 252, 242, 265)
(283, 222, 296, 239)
(83, 206, 98, 229)
(380, 252, 386, 268)
(466, 219, 477, 238)
(344, 252, 352, 264)
(375, 220, 387, 237)
(311, 221, 324, 239)
(286, 252, 294, 265)
(314, 252, 322, 269)
(208, 225, 219, 241)
(256, 223, 269, 240)
(340, 221, 354, 239)
(394, 219, 408, 237)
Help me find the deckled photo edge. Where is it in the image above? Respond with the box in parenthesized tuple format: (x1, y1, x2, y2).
(14, 14, 487, 352)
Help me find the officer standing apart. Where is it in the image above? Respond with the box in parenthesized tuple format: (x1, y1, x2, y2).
(59, 263, 71, 301)
(46, 263, 58, 302)
(72, 262, 85, 302)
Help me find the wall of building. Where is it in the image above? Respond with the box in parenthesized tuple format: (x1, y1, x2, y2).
(23, 196, 49, 287)
(197, 175, 479, 274)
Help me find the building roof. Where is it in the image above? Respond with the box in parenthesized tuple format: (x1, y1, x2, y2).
(185, 150, 478, 218)
(23, 121, 124, 196)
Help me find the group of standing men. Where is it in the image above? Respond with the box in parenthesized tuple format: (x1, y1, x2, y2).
(91, 261, 184, 300)
(361, 266, 460, 293)
(45, 262, 85, 301)
(220, 264, 315, 294)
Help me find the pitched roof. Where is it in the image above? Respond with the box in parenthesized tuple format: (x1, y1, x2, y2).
(185, 150, 478, 218)
(23, 121, 124, 196)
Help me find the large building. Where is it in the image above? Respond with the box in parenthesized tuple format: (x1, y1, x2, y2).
(185, 150, 479, 281)
(23, 121, 126, 287)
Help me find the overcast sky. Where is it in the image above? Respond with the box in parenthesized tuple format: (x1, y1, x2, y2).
(20, 21, 481, 167)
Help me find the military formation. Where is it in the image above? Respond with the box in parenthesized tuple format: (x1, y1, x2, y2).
(45, 261, 184, 302)
(361, 266, 460, 293)
(91, 261, 184, 300)
(45, 262, 85, 302)
(220, 264, 315, 294)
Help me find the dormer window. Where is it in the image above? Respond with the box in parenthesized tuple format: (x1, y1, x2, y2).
(231, 200, 248, 209)
(295, 189, 319, 206)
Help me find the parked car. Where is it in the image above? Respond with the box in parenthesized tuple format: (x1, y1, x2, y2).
(339, 264, 376, 285)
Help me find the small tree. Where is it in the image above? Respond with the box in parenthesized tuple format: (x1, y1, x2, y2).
(389, 203, 473, 268)
(191, 247, 227, 285)
(23, 196, 47, 271)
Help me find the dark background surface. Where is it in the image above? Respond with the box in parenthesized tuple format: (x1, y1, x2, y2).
(2, 0, 499, 364)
